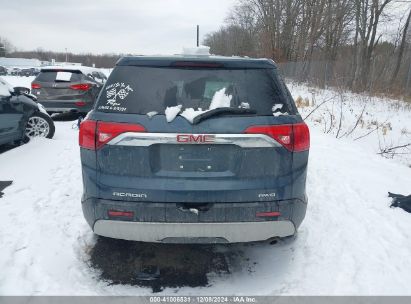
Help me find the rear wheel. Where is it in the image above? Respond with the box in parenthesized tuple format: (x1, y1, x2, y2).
(25, 112, 55, 140)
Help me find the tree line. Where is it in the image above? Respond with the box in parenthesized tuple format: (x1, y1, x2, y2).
(0, 37, 122, 68)
(203, 0, 411, 97)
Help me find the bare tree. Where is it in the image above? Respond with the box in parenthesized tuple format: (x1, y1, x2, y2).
(352, 0, 393, 92)
(0, 36, 16, 56)
(390, 6, 411, 87)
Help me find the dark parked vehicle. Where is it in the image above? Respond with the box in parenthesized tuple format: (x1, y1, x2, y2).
(79, 54, 310, 243)
(0, 66, 7, 76)
(10, 68, 21, 76)
(19, 67, 40, 77)
(0, 77, 55, 146)
(31, 66, 106, 115)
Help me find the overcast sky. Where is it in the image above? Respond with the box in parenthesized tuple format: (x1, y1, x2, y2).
(0, 0, 237, 55)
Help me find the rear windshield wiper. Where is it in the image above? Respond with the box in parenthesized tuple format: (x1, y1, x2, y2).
(192, 107, 257, 124)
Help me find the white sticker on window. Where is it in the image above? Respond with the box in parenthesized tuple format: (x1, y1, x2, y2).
(98, 82, 134, 112)
(55, 71, 72, 82)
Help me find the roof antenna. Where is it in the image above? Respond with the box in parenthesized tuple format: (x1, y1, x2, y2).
(196, 25, 199, 47)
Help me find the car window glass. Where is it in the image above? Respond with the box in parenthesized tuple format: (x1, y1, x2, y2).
(90, 71, 105, 84)
(96, 66, 295, 115)
(36, 70, 82, 82)
(56, 71, 72, 82)
(99, 72, 107, 81)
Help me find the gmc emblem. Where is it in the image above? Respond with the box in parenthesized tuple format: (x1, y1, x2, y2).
(176, 134, 215, 143)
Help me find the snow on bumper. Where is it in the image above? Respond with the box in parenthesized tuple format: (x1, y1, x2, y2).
(37, 103, 50, 115)
(93, 220, 296, 243)
(38, 100, 93, 112)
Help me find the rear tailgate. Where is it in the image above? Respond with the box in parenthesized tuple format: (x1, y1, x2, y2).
(32, 70, 90, 100)
(91, 113, 307, 204)
(82, 63, 309, 205)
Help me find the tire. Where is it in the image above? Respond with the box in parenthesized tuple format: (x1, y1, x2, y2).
(25, 111, 56, 140)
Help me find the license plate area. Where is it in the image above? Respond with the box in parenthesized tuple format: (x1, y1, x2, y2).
(150, 144, 240, 175)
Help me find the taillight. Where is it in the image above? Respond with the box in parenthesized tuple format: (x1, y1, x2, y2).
(79, 120, 146, 150)
(171, 61, 224, 68)
(31, 83, 41, 89)
(108, 210, 134, 219)
(75, 101, 87, 107)
(244, 123, 310, 152)
(79, 120, 97, 150)
(97, 121, 146, 149)
(293, 123, 311, 152)
(256, 211, 281, 218)
(70, 83, 91, 91)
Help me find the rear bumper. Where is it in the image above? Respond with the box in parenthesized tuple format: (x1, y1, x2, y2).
(94, 220, 295, 243)
(37, 100, 93, 113)
(82, 198, 307, 243)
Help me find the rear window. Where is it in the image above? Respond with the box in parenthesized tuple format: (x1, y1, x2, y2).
(36, 70, 83, 83)
(86, 71, 107, 84)
(96, 66, 295, 115)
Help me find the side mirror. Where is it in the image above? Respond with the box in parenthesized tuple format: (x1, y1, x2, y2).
(12, 87, 37, 102)
(14, 86, 30, 95)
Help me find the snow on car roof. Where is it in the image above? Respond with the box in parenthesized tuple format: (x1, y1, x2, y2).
(40, 65, 103, 75)
(0, 76, 14, 97)
(181, 46, 211, 56)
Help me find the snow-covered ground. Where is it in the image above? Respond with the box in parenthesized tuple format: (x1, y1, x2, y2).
(1, 68, 111, 89)
(0, 79, 410, 295)
(1, 75, 35, 89)
(288, 81, 411, 166)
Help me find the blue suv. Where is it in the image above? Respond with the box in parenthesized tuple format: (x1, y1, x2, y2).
(79, 54, 309, 243)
